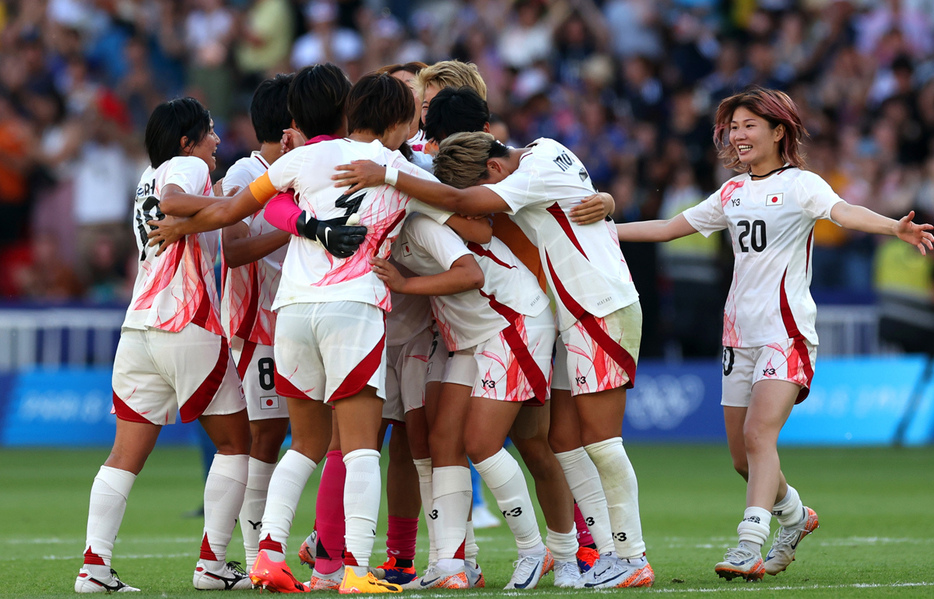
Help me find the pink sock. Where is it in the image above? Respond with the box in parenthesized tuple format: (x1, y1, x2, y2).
(315, 450, 346, 575)
(386, 516, 418, 563)
(574, 503, 595, 547)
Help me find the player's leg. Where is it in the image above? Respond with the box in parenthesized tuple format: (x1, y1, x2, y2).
(304, 420, 345, 590)
(381, 424, 420, 584)
(510, 403, 579, 587)
(230, 338, 289, 567)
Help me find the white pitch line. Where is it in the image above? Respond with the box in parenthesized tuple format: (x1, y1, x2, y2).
(644, 581, 934, 593)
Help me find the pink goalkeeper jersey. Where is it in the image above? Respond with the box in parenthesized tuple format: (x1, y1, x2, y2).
(393, 212, 548, 351)
(482, 138, 639, 331)
(682, 167, 844, 348)
(220, 151, 286, 345)
(263, 138, 450, 312)
(124, 156, 223, 335)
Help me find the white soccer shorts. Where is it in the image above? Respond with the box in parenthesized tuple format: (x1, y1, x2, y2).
(229, 336, 288, 421)
(382, 326, 434, 422)
(273, 301, 387, 403)
(721, 337, 817, 407)
(558, 301, 642, 397)
(112, 325, 245, 425)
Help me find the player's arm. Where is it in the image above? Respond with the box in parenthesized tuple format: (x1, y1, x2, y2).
(370, 255, 484, 296)
(333, 160, 509, 216)
(616, 213, 699, 242)
(570, 192, 614, 225)
(222, 222, 291, 268)
(831, 204, 934, 255)
(159, 184, 222, 217)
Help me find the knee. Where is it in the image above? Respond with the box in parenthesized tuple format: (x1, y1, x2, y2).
(464, 431, 498, 464)
(548, 422, 580, 454)
(250, 423, 288, 463)
(731, 454, 749, 480)
(512, 437, 554, 480)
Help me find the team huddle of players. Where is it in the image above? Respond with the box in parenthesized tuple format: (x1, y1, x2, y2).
(74, 56, 934, 595)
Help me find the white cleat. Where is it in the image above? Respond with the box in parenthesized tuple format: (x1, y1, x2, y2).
(75, 567, 140, 593)
(192, 560, 252, 590)
(764, 506, 819, 575)
(504, 548, 553, 590)
(552, 560, 581, 588)
(576, 554, 655, 588)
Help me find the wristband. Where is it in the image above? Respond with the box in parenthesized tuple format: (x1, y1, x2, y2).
(384, 166, 399, 187)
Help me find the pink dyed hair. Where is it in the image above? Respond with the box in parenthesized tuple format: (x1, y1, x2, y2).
(713, 87, 808, 172)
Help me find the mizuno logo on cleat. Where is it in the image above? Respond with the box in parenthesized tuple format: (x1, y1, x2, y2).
(89, 577, 124, 592)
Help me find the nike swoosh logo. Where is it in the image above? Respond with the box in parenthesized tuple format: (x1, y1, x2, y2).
(584, 571, 623, 588)
(513, 568, 538, 589)
(419, 577, 440, 587)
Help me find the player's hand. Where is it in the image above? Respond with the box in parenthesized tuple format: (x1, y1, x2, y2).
(297, 212, 367, 259)
(896, 210, 934, 255)
(370, 256, 407, 292)
(571, 192, 613, 225)
(147, 215, 190, 255)
(212, 178, 225, 197)
(333, 160, 386, 194)
(281, 127, 307, 154)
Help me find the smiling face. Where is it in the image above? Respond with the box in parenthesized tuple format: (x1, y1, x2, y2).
(729, 106, 784, 173)
(184, 120, 220, 172)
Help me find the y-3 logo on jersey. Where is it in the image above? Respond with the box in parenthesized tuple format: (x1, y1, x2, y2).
(731, 198, 741, 207)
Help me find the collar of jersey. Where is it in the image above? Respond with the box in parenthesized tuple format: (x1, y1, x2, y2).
(304, 134, 340, 146)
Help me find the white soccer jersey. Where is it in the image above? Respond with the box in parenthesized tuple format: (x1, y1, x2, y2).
(483, 138, 639, 331)
(220, 152, 286, 344)
(259, 138, 451, 312)
(682, 168, 844, 348)
(393, 212, 549, 351)
(386, 290, 433, 347)
(124, 156, 223, 334)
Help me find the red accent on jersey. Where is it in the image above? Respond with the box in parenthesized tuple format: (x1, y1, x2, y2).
(200, 533, 219, 561)
(546, 202, 588, 258)
(778, 270, 802, 340)
(83, 547, 106, 566)
(546, 252, 636, 388)
(466, 241, 517, 271)
(133, 237, 187, 310)
(179, 340, 229, 423)
(479, 290, 549, 404)
(190, 287, 214, 331)
(236, 339, 257, 381)
(330, 331, 386, 401)
(112, 391, 152, 424)
(719, 180, 745, 207)
(274, 367, 313, 400)
(805, 228, 814, 276)
(234, 264, 261, 340)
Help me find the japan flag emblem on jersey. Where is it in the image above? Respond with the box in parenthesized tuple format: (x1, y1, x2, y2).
(767, 193, 784, 206)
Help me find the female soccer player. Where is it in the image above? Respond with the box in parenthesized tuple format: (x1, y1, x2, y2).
(75, 98, 252, 593)
(614, 87, 933, 581)
(333, 132, 655, 589)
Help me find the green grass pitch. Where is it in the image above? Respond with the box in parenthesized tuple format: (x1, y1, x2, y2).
(1, 444, 932, 597)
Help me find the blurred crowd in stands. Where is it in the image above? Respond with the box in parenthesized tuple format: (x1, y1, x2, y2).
(0, 0, 932, 357)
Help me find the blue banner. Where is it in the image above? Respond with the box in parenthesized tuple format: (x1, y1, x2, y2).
(0, 369, 199, 446)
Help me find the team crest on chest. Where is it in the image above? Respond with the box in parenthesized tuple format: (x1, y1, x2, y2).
(766, 193, 784, 206)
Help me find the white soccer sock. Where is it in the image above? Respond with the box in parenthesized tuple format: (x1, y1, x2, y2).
(342, 449, 382, 568)
(240, 457, 276, 566)
(464, 519, 479, 567)
(473, 449, 542, 552)
(555, 447, 614, 554)
(545, 526, 578, 564)
(737, 506, 772, 552)
(584, 437, 645, 558)
(201, 453, 249, 568)
(84, 466, 136, 573)
(259, 450, 317, 561)
(772, 485, 805, 527)
(432, 465, 471, 563)
(413, 458, 437, 564)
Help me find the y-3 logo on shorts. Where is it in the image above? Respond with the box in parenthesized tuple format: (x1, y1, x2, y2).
(481, 379, 495, 389)
(762, 367, 776, 376)
(575, 375, 587, 386)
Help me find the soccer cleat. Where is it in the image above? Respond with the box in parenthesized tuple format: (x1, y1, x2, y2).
(465, 561, 485, 588)
(553, 560, 582, 588)
(504, 547, 553, 590)
(193, 560, 252, 590)
(376, 556, 418, 585)
(338, 566, 402, 594)
(249, 549, 309, 593)
(307, 567, 344, 590)
(576, 554, 655, 588)
(715, 546, 765, 581)
(298, 530, 316, 569)
(401, 563, 469, 590)
(576, 545, 599, 572)
(764, 506, 819, 575)
(75, 567, 140, 593)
